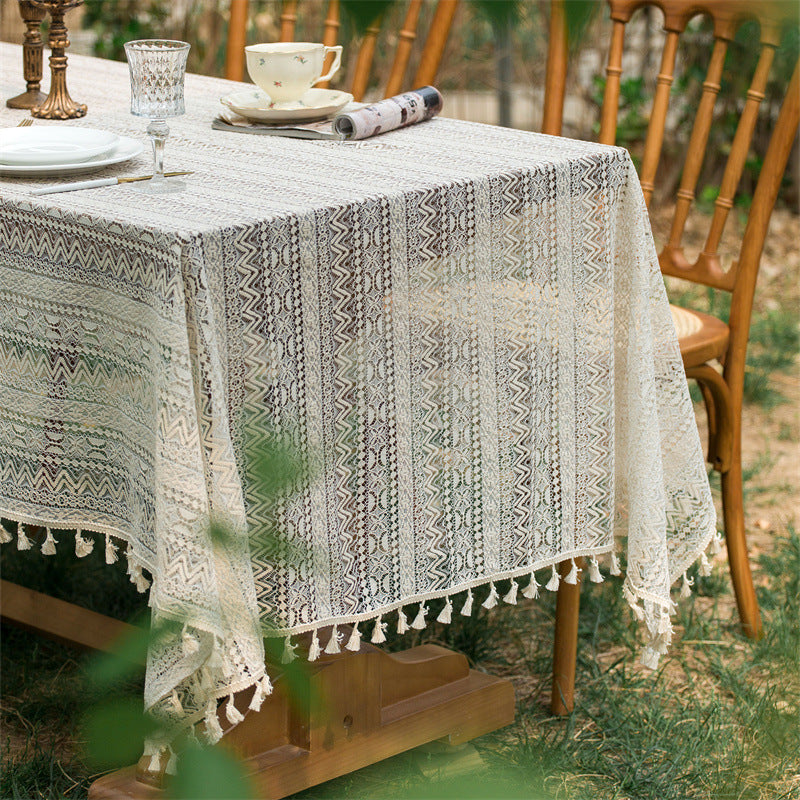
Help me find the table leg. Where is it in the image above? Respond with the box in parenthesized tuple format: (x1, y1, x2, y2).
(88, 633, 516, 800)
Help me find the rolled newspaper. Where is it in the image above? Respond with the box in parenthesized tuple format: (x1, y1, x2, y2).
(333, 86, 443, 140)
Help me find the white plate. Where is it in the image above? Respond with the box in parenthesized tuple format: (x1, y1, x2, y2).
(0, 136, 144, 177)
(220, 88, 353, 123)
(0, 126, 120, 166)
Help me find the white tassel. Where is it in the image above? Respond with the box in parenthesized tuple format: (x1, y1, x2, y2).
(708, 533, 723, 555)
(658, 613, 673, 638)
(502, 579, 518, 605)
(144, 741, 162, 773)
(308, 630, 321, 661)
(165, 749, 178, 776)
(397, 609, 409, 634)
(17, 525, 32, 551)
(640, 645, 661, 670)
(699, 552, 712, 577)
(623, 581, 645, 621)
(564, 559, 580, 585)
(249, 676, 272, 712)
(0, 522, 13, 544)
(680, 572, 694, 599)
(182, 626, 200, 656)
(371, 617, 387, 643)
(460, 589, 474, 617)
(169, 689, 183, 714)
(545, 564, 560, 592)
(324, 625, 341, 654)
(281, 635, 297, 664)
(105, 534, 118, 564)
(410, 603, 428, 630)
(345, 624, 362, 651)
(609, 551, 622, 576)
(74, 530, 94, 557)
(482, 583, 499, 609)
(204, 700, 223, 743)
(587, 557, 604, 584)
(41, 528, 57, 555)
(436, 598, 453, 624)
(522, 573, 540, 600)
(225, 694, 244, 725)
(130, 563, 151, 592)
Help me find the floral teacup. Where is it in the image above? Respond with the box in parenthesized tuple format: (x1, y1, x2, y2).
(245, 42, 343, 105)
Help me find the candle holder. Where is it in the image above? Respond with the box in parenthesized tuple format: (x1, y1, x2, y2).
(30, 0, 87, 119)
(6, 1, 48, 109)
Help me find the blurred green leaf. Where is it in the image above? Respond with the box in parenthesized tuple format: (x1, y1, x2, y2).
(471, 0, 522, 30)
(82, 698, 158, 770)
(341, 0, 394, 35)
(167, 745, 256, 800)
(564, 0, 600, 51)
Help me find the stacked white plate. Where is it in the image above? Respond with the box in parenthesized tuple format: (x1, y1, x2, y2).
(0, 126, 144, 177)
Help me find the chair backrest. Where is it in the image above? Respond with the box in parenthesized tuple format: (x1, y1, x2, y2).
(544, 0, 799, 391)
(224, 0, 459, 101)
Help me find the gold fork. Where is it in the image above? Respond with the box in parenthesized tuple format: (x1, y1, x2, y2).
(17, 118, 33, 127)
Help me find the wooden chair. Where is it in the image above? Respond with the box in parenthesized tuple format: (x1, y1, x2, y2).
(545, 0, 800, 714)
(224, 0, 459, 100)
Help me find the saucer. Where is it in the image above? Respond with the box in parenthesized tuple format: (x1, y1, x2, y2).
(0, 127, 120, 166)
(220, 88, 353, 123)
(0, 136, 144, 177)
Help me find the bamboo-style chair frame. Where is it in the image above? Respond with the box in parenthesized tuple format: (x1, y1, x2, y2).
(544, 0, 800, 715)
(224, 0, 459, 100)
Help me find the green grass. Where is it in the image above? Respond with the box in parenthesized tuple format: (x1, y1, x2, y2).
(2, 521, 798, 800)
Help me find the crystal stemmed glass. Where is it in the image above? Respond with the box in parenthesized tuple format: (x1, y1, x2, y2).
(124, 40, 190, 194)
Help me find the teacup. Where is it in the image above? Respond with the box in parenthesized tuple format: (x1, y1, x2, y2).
(245, 42, 343, 105)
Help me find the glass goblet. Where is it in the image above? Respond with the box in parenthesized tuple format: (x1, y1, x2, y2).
(124, 40, 190, 194)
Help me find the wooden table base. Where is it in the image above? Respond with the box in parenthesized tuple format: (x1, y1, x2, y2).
(89, 637, 515, 800)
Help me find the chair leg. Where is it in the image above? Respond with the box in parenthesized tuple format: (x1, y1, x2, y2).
(720, 454, 763, 639)
(550, 558, 582, 715)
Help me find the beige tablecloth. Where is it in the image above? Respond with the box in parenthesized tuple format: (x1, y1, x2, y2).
(0, 45, 716, 738)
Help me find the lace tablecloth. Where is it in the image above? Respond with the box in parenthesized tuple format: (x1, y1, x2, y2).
(0, 46, 715, 738)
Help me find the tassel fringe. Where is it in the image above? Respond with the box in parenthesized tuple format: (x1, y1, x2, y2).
(281, 635, 297, 664)
(225, 694, 244, 725)
(460, 589, 474, 616)
(522, 573, 540, 599)
(0, 521, 13, 544)
(545, 564, 560, 591)
(204, 700, 223, 743)
(437, 598, 452, 624)
(308, 631, 321, 661)
(249, 675, 272, 712)
(345, 624, 362, 651)
(410, 603, 427, 630)
(587, 557, 604, 583)
(707, 532, 723, 555)
(17, 525, 32, 551)
(74, 530, 94, 557)
(324, 625, 341, 654)
(564, 559, 580, 585)
(609, 551, 622, 576)
(502, 579, 518, 605)
(699, 552, 712, 577)
(397, 609, 409, 634)
(680, 572, 694, 599)
(482, 583, 499, 609)
(371, 616, 387, 643)
(41, 528, 57, 555)
(105, 534, 118, 564)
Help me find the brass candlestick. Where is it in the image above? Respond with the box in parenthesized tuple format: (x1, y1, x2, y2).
(30, 0, 87, 119)
(6, 1, 48, 109)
